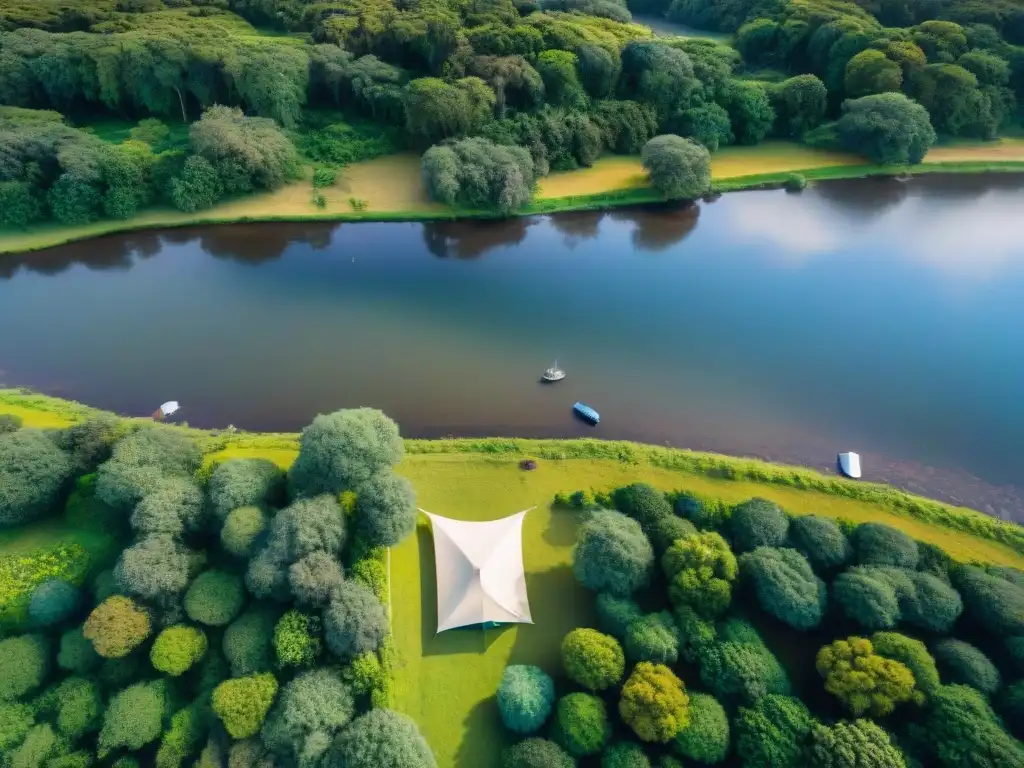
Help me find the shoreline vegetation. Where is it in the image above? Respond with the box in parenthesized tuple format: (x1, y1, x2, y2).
(2, 140, 1024, 256)
(3, 388, 1022, 567)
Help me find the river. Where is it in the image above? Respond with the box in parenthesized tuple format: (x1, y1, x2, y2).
(2, 175, 1023, 520)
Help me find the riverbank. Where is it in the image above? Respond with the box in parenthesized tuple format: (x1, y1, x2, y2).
(3, 388, 1022, 565)
(2, 140, 1023, 256)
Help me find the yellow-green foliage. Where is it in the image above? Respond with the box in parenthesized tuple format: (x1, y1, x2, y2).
(83, 595, 151, 658)
(619, 662, 690, 743)
(562, 628, 625, 691)
(211, 673, 278, 739)
(816, 637, 917, 716)
(0, 544, 88, 627)
(150, 625, 208, 676)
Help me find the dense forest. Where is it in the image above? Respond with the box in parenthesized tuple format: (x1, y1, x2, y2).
(493, 485, 1024, 767)
(0, 0, 1022, 222)
(0, 409, 433, 767)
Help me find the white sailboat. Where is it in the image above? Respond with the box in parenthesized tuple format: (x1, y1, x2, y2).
(542, 361, 566, 382)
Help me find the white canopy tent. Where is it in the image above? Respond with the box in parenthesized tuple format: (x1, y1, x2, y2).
(422, 508, 535, 633)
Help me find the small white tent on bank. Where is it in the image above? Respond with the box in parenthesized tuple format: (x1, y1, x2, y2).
(422, 508, 534, 633)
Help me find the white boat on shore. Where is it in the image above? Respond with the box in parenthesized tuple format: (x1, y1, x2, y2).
(838, 452, 862, 479)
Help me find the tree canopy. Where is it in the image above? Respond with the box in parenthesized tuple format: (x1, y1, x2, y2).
(739, 546, 827, 630)
(497, 665, 556, 735)
(573, 510, 654, 596)
(817, 637, 917, 717)
(640, 135, 711, 199)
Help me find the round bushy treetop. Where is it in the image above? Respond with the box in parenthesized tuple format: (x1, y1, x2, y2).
(832, 567, 901, 631)
(729, 498, 789, 553)
(322, 708, 436, 768)
(98, 680, 168, 757)
(871, 632, 940, 695)
(421, 137, 535, 213)
(267, 495, 347, 562)
(817, 637, 917, 717)
(674, 493, 730, 532)
(323, 579, 388, 660)
(674, 604, 717, 664)
(596, 593, 644, 641)
(262, 668, 356, 766)
(0, 413, 22, 434)
(289, 551, 345, 607)
(673, 692, 729, 764)
(806, 719, 906, 768)
(48, 415, 119, 473)
(0, 635, 49, 702)
(662, 531, 738, 619)
(788, 515, 852, 573)
(0, 429, 73, 527)
(740, 547, 827, 630)
(114, 534, 191, 603)
(573, 510, 654, 597)
(185, 570, 245, 627)
(734, 695, 815, 768)
(157, 702, 208, 768)
(212, 673, 279, 739)
(620, 662, 689, 743)
(1000, 681, 1024, 736)
(229, 736, 276, 768)
(641, 135, 711, 199)
(49, 676, 102, 740)
(130, 476, 205, 537)
(650, 515, 698, 555)
(497, 665, 556, 735)
(355, 472, 417, 548)
(0, 701, 34, 751)
(924, 684, 1024, 767)
(502, 737, 574, 768)
(851, 524, 919, 569)
(288, 409, 404, 499)
(221, 506, 268, 557)
(625, 611, 678, 664)
(150, 625, 207, 676)
(343, 652, 385, 698)
(92, 568, 119, 603)
(833, 566, 962, 634)
(83, 596, 151, 658)
(903, 570, 962, 633)
(933, 639, 1001, 697)
(955, 566, 1024, 636)
(58, 627, 101, 674)
(274, 610, 323, 669)
(246, 545, 291, 602)
(602, 741, 651, 768)
(9, 723, 57, 766)
(699, 633, 791, 704)
(836, 93, 936, 165)
(207, 458, 286, 520)
(613, 483, 672, 535)
(562, 628, 625, 691)
(29, 580, 80, 627)
(95, 462, 167, 512)
(224, 607, 278, 677)
(553, 693, 610, 757)
(95, 426, 201, 510)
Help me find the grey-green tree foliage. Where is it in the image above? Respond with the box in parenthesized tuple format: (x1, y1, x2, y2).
(640, 135, 711, 199)
(421, 137, 536, 213)
(323, 579, 388, 660)
(354, 472, 417, 548)
(262, 668, 355, 767)
(739, 547, 827, 630)
(573, 510, 654, 596)
(322, 709, 436, 768)
(0, 429, 73, 527)
(497, 665, 556, 735)
(207, 458, 286, 520)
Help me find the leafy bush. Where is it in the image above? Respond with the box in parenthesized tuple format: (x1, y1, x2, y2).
(351, 557, 388, 603)
(699, 622, 791, 703)
(613, 483, 672, 534)
(835, 93, 936, 164)
(207, 458, 286, 520)
(323, 579, 388, 660)
(641, 135, 711, 199)
(922, 685, 1024, 767)
(83, 596, 151, 658)
(184, 570, 245, 627)
(98, 680, 168, 757)
(625, 611, 678, 664)
(0, 634, 49, 702)
(150, 625, 207, 676)
(57, 627, 100, 674)
(788, 515, 852, 573)
(662, 532, 738, 618)
(955, 566, 1024, 636)
(734, 695, 815, 768)
(0, 429, 73, 527)
(833, 566, 962, 633)
(28, 580, 80, 627)
(421, 137, 536, 213)
(289, 551, 345, 607)
(157, 702, 209, 768)
(266, 495, 348, 564)
(729, 498, 789, 552)
(48, 676, 102, 740)
(114, 534, 191, 603)
(673, 692, 728, 763)
(852, 524, 919, 568)
(322, 708, 436, 768)
(212, 673, 278, 739)
(223, 608, 278, 677)
(595, 593, 644, 640)
(502, 737, 574, 768)
(262, 668, 355, 766)
(497, 665, 556, 735)
(342, 651, 384, 697)
(354, 472, 417, 547)
(313, 168, 337, 187)
(619, 662, 689, 743)
(221, 506, 268, 557)
(871, 632, 940, 695)
(933, 639, 1001, 696)
(50, 416, 120, 474)
(573, 510, 654, 596)
(553, 693, 610, 757)
(289, 409, 404, 498)
(817, 637, 917, 716)
(9, 723, 57, 766)
(806, 719, 905, 768)
(274, 610, 322, 669)
(674, 493, 731, 531)
(602, 741, 651, 768)
(674, 605, 717, 664)
(1000, 681, 1024, 737)
(740, 547, 827, 629)
(649, 515, 698, 554)
(562, 628, 625, 691)
(0, 702, 34, 751)
(130, 477, 205, 537)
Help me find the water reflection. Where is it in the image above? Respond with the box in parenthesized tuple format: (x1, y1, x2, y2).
(197, 222, 335, 264)
(422, 218, 534, 259)
(0, 232, 163, 279)
(549, 210, 604, 247)
(611, 202, 701, 252)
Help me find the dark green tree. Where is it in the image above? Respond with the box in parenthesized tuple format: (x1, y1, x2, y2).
(852, 524, 919, 568)
(208, 458, 286, 520)
(322, 709, 436, 768)
(185, 570, 245, 627)
(0, 429, 73, 527)
(553, 693, 610, 757)
(806, 719, 906, 768)
(641, 135, 711, 200)
(221, 506, 268, 558)
(497, 665, 556, 735)
(730, 498, 789, 552)
(422, 137, 536, 213)
(788, 515, 851, 573)
(625, 611, 679, 664)
(29, 580, 80, 627)
(770, 75, 828, 137)
(0, 634, 49, 702)
(845, 50, 903, 97)
(262, 668, 355, 767)
(673, 692, 729, 764)
(223, 607, 278, 677)
(934, 639, 1001, 697)
(734, 695, 815, 768)
(573, 510, 654, 596)
(739, 546, 827, 630)
(98, 680, 168, 757)
(289, 551, 345, 607)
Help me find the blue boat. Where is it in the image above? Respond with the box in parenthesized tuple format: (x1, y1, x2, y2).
(573, 402, 600, 424)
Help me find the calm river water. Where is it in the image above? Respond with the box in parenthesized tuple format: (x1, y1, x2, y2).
(2, 175, 1023, 520)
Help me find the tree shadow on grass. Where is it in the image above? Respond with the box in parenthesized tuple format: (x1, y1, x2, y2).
(542, 504, 584, 547)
